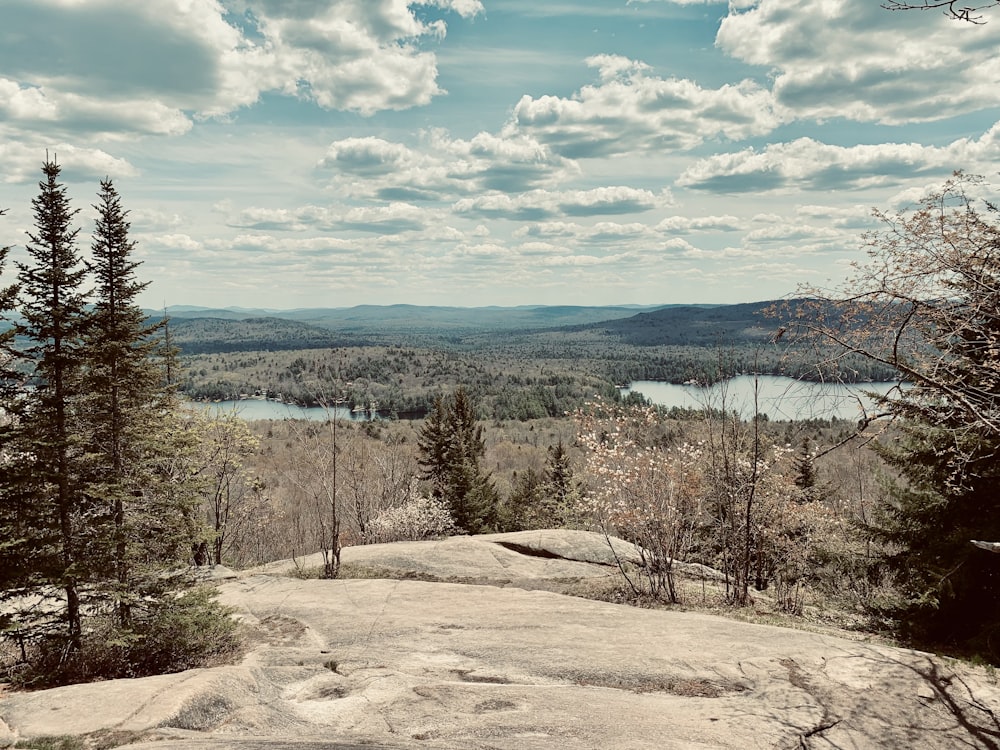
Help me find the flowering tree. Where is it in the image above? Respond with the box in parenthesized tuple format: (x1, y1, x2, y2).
(791, 174, 1000, 648)
(576, 402, 704, 602)
(576, 400, 830, 609)
(368, 482, 457, 543)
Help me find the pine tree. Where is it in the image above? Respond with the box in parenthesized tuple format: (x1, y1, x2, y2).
(540, 439, 575, 526)
(416, 387, 498, 533)
(0, 208, 29, 612)
(14, 157, 90, 647)
(417, 394, 450, 498)
(82, 178, 192, 627)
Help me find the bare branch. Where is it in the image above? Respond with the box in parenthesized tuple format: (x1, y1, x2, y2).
(882, 0, 999, 24)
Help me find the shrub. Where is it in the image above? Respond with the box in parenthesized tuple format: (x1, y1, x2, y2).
(368, 486, 457, 543)
(7, 587, 241, 689)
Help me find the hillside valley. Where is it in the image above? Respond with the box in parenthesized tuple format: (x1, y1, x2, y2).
(170, 301, 897, 415)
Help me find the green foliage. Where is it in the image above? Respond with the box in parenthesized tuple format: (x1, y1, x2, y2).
(1, 164, 240, 686)
(872, 423, 1000, 655)
(10, 157, 91, 646)
(499, 440, 578, 531)
(8, 586, 240, 689)
(417, 387, 499, 533)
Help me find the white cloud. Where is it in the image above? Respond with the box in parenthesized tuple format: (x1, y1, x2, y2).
(227, 0, 483, 116)
(0, 139, 138, 184)
(318, 130, 575, 199)
(454, 186, 671, 220)
(231, 201, 434, 234)
(656, 215, 743, 233)
(506, 54, 782, 158)
(0, 79, 193, 137)
(677, 129, 1000, 193)
(716, 0, 1000, 125)
(318, 137, 422, 175)
(0, 0, 479, 144)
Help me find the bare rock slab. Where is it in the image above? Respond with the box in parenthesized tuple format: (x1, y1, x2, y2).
(4, 575, 999, 749)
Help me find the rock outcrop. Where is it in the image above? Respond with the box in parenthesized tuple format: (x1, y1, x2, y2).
(2, 531, 998, 749)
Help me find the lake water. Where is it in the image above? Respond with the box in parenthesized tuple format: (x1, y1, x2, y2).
(187, 399, 370, 422)
(621, 375, 903, 422)
(187, 376, 902, 423)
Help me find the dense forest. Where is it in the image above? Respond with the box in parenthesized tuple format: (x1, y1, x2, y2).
(172, 300, 899, 417)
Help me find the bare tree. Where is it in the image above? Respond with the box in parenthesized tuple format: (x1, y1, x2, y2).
(790, 173, 1000, 477)
(882, 0, 999, 23)
(339, 430, 416, 543)
(282, 416, 344, 578)
(788, 173, 1000, 648)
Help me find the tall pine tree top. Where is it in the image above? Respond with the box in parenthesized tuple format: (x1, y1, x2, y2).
(17, 157, 88, 370)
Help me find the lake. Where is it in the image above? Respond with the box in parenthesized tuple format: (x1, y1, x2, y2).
(621, 375, 904, 422)
(187, 376, 903, 423)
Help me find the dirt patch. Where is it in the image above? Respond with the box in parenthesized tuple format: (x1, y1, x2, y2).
(566, 670, 747, 697)
(164, 694, 235, 731)
(450, 669, 511, 685)
(251, 613, 307, 646)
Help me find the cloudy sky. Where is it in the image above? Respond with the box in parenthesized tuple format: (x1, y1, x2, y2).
(1, 0, 998, 310)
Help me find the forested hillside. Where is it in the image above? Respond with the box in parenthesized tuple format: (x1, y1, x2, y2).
(174, 300, 897, 414)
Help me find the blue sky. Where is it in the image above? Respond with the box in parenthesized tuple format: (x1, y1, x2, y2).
(1, 0, 998, 309)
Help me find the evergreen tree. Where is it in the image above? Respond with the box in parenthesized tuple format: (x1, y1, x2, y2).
(539, 439, 576, 526)
(499, 468, 544, 531)
(0, 208, 19, 399)
(82, 178, 192, 627)
(793, 437, 817, 500)
(0, 208, 29, 611)
(416, 387, 498, 533)
(417, 394, 450, 499)
(14, 157, 91, 647)
(1, 166, 238, 686)
(796, 174, 1000, 656)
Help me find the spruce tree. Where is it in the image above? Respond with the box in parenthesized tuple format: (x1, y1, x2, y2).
(416, 387, 498, 533)
(417, 394, 450, 499)
(539, 439, 575, 526)
(82, 178, 192, 627)
(15, 157, 90, 647)
(0, 209, 29, 610)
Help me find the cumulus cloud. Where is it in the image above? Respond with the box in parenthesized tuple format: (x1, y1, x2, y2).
(505, 54, 781, 158)
(0, 139, 138, 184)
(454, 186, 671, 220)
(230, 201, 433, 234)
(318, 130, 576, 199)
(716, 0, 1000, 125)
(318, 137, 421, 175)
(677, 130, 1000, 193)
(0, 0, 480, 142)
(656, 215, 743, 233)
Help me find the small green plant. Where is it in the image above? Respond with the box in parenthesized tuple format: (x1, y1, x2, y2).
(8, 587, 242, 689)
(14, 736, 86, 750)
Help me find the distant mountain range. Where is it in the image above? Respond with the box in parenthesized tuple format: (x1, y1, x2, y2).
(155, 303, 682, 330)
(149, 301, 786, 354)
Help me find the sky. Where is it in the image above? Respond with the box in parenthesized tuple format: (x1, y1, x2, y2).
(1, 0, 999, 310)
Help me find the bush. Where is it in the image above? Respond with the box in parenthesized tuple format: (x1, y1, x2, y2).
(8, 587, 241, 688)
(368, 488, 457, 543)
